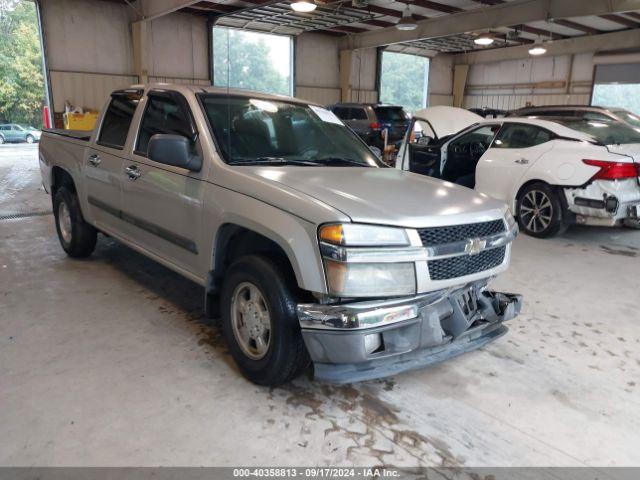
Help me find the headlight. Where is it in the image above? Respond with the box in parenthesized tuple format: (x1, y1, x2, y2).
(319, 223, 409, 246)
(324, 260, 416, 297)
(319, 223, 416, 297)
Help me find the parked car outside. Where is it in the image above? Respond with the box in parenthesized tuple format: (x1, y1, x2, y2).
(507, 105, 640, 130)
(397, 107, 640, 238)
(0, 124, 41, 144)
(328, 103, 409, 148)
(38, 85, 522, 385)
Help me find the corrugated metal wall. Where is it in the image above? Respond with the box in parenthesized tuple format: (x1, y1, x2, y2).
(461, 53, 594, 111)
(49, 71, 138, 112)
(463, 93, 590, 111)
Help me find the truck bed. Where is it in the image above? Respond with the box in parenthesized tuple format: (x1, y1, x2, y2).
(43, 129, 91, 141)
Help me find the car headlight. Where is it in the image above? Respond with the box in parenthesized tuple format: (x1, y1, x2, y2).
(319, 223, 409, 246)
(324, 260, 416, 297)
(319, 223, 416, 297)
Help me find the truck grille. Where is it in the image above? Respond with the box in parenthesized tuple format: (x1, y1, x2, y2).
(418, 220, 505, 246)
(428, 246, 506, 280)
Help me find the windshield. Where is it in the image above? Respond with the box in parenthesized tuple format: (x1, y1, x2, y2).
(374, 107, 407, 123)
(554, 118, 640, 145)
(199, 95, 383, 167)
(613, 109, 640, 128)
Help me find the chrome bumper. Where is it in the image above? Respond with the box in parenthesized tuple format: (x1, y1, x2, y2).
(297, 281, 522, 383)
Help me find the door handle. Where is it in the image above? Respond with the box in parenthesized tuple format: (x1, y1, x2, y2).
(125, 165, 141, 180)
(514, 158, 529, 165)
(88, 154, 101, 167)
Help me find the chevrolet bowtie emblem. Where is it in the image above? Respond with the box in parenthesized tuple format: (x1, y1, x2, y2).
(465, 238, 487, 256)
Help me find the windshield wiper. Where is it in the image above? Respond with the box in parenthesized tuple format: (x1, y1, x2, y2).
(314, 156, 372, 167)
(228, 157, 319, 166)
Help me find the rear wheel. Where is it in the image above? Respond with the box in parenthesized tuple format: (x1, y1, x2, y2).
(0, 135, 5, 144)
(516, 182, 568, 238)
(25, 134, 35, 144)
(53, 186, 98, 257)
(220, 255, 309, 386)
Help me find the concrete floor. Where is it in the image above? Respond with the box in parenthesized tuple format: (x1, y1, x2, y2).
(1, 144, 639, 468)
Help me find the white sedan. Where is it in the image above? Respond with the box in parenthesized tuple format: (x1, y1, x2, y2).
(396, 107, 640, 237)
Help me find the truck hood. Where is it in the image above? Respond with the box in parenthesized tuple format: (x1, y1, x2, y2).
(245, 167, 508, 228)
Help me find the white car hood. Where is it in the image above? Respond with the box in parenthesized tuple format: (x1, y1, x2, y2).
(413, 106, 483, 139)
(244, 167, 507, 228)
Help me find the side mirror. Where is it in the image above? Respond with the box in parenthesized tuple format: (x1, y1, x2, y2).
(148, 134, 202, 172)
(417, 135, 433, 146)
(369, 146, 382, 159)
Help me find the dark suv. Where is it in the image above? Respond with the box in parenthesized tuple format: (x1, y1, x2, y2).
(507, 105, 640, 129)
(328, 103, 409, 148)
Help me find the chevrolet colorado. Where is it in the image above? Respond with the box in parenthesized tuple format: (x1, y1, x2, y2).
(39, 84, 522, 385)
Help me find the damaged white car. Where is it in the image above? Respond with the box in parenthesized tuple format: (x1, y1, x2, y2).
(397, 107, 640, 237)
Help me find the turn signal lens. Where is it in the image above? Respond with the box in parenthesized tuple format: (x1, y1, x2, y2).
(583, 159, 640, 180)
(319, 224, 344, 245)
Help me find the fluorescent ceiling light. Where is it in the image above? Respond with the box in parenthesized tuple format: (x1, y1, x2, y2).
(291, 0, 316, 12)
(396, 6, 417, 31)
(474, 35, 494, 46)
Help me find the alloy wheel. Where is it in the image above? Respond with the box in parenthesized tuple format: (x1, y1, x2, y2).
(520, 189, 553, 234)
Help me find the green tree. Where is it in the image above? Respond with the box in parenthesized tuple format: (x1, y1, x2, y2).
(0, 0, 45, 127)
(380, 52, 429, 114)
(213, 27, 289, 96)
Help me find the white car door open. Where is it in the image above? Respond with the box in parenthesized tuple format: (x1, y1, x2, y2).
(476, 123, 555, 205)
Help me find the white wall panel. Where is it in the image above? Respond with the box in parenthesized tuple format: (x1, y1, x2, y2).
(463, 53, 595, 110)
(41, 0, 134, 75)
(146, 13, 209, 80)
(295, 86, 340, 106)
(49, 71, 137, 112)
(428, 55, 453, 106)
(295, 33, 340, 89)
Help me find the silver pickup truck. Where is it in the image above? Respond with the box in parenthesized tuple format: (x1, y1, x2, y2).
(39, 84, 522, 385)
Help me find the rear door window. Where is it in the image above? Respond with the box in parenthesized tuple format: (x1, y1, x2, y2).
(374, 107, 406, 122)
(494, 124, 552, 149)
(98, 96, 139, 149)
(349, 108, 368, 120)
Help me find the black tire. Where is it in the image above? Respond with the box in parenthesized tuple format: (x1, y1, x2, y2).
(53, 186, 98, 257)
(220, 255, 310, 386)
(516, 182, 568, 238)
(25, 134, 35, 144)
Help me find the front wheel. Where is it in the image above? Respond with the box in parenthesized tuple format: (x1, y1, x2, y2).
(0, 136, 5, 144)
(25, 134, 35, 144)
(220, 255, 309, 386)
(516, 182, 568, 238)
(53, 187, 98, 257)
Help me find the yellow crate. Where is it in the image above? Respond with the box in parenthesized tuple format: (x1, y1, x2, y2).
(63, 111, 99, 131)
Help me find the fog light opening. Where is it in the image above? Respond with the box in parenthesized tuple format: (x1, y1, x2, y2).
(364, 333, 384, 354)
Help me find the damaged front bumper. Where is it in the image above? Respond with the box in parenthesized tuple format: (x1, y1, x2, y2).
(297, 281, 522, 383)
